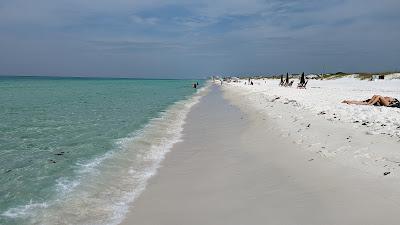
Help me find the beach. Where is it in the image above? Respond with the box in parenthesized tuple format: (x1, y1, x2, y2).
(224, 77, 400, 175)
(121, 82, 400, 225)
(2, 0, 400, 224)
(0, 78, 205, 225)
(2, 77, 400, 224)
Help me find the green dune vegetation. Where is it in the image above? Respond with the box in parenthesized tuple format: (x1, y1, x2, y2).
(320, 71, 400, 80)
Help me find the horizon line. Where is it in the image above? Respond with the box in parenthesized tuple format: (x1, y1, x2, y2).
(0, 74, 206, 80)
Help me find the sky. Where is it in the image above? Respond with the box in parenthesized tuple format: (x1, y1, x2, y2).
(0, 0, 399, 78)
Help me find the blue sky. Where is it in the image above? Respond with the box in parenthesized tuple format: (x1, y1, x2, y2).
(0, 0, 399, 78)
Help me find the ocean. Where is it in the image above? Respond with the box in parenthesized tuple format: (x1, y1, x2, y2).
(0, 76, 205, 225)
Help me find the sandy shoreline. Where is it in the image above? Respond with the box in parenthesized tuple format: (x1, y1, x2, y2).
(223, 78, 400, 176)
(121, 84, 400, 225)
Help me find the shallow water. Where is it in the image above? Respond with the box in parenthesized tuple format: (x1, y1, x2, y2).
(0, 76, 203, 224)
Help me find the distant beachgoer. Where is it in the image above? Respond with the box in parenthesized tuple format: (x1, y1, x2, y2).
(193, 83, 197, 88)
(196, 82, 199, 86)
(342, 95, 400, 108)
(250, 81, 254, 85)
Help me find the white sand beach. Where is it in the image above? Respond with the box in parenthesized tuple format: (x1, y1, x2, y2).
(224, 77, 400, 176)
(121, 80, 400, 225)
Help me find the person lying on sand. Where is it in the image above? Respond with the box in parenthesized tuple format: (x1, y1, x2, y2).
(342, 95, 400, 108)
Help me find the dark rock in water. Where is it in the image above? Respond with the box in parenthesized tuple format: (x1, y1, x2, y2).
(384, 172, 391, 176)
(354, 120, 360, 123)
(48, 159, 57, 164)
(307, 124, 311, 128)
(362, 122, 367, 125)
(5, 169, 12, 173)
(318, 111, 326, 115)
(308, 158, 314, 161)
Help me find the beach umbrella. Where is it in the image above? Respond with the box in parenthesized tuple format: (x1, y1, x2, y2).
(300, 72, 305, 84)
(286, 73, 289, 84)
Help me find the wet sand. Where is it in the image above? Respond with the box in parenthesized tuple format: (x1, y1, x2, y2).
(121, 85, 400, 225)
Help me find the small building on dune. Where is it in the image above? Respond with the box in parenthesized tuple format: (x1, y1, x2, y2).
(372, 75, 385, 80)
(372, 73, 400, 80)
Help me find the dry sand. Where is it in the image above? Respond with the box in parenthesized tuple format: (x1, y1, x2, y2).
(223, 79, 400, 176)
(121, 85, 400, 225)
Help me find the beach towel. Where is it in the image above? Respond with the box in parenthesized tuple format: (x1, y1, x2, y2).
(388, 98, 400, 108)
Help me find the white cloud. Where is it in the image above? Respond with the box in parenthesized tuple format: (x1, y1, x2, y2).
(0, 0, 399, 76)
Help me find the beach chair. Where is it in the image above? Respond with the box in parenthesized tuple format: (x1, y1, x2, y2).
(279, 75, 284, 86)
(283, 73, 289, 87)
(297, 72, 308, 89)
(297, 80, 308, 89)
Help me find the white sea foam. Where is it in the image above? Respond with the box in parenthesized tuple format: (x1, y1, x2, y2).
(1, 201, 48, 219)
(55, 177, 80, 195)
(2, 83, 210, 225)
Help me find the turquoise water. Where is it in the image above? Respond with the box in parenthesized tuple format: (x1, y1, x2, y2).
(0, 77, 203, 224)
